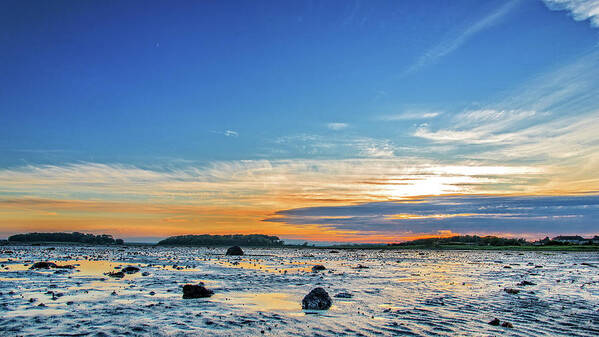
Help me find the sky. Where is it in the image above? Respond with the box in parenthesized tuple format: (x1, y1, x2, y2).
(1, 0, 599, 243)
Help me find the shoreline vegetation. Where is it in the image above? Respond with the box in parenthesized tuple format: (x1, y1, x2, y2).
(2, 232, 599, 251)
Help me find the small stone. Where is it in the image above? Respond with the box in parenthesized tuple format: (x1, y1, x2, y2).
(30, 262, 57, 269)
(501, 322, 513, 328)
(334, 292, 353, 298)
(504, 288, 519, 294)
(182, 284, 214, 299)
(122, 266, 140, 274)
(106, 271, 125, 278)
(312, 265, 326, 272)
(488, 318, 500, 326)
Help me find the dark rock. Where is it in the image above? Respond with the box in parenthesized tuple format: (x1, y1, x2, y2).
(312, 265, 326, 272)
(122, 266, 140, 274)
(517, 281, 536, 286)
(501, 321, 513, 328)
(302, 287, 332, 310)
(30, 262, 57, 269)
(54, 264, 75, 269)
(354, 264, 369, 269)
(488, 318, 500, 326)
(142, 272, 150, 276)
(226, 246, 244, 256)
(182, 284, 214, 298)
(504, 288, 519, 295)
(106, 271, 125, 278)
(334, 292, 353, 298)
(329, 250, 339, 253)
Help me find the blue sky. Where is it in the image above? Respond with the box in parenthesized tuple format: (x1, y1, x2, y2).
(1, 0, 598, 241)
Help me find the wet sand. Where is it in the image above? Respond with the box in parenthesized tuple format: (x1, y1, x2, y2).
(1, 246, 598, 336)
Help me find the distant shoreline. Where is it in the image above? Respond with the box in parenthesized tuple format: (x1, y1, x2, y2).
(3, 241, 599, 251)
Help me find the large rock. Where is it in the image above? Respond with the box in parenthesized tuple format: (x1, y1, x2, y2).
(302, 287, 332, 310)
(182, 284, 214, 299)
(226, 246, 244, 256)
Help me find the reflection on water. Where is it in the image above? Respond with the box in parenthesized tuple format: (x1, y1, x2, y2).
(1, 246, 598, 336)
(215, 292, 300, 312)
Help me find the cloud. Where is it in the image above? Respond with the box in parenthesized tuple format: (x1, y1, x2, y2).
(413, 109, 537, 144)
(224, 130, 238, 137)
(0, 159, 591, 241)
(327, 122, 349, 130)
(379, 112, 440, 121)
(543, 0, 599, 27)
(266, 194, 599, 239)
(405, 0, 521, 73)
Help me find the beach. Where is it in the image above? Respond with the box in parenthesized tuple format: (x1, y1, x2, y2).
(1, 245, 598, 336)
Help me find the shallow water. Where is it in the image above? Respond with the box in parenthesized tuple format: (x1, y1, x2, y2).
(0, 246, 598, 336)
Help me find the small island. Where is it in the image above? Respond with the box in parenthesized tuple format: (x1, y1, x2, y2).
(157, 234, 284, 247)
(7, 232, 124, 245)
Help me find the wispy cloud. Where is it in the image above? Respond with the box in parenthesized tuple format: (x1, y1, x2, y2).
(327, 122, 349, 130)
(405, 0, 521, 74)
(379, 111, 440, 121)
(414, 109, 538, 145)
(211, 130, 239, 137)
(543, 0, 599, 27)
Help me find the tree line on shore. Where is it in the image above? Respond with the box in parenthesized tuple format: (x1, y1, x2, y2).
(3, 232, 597, 247)
(157, 234, 284, 246)
(7, 232, 124, 245)
(389, 234, 599, 247)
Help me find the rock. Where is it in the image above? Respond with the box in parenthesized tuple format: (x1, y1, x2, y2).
(312, 265, 326, 272)
(30, 262, 57, 269)
(142, 272, 150, 276)
(517, 281, 536, 286)
(354, 264, 369, 269)
(122, 266, 140, 274)
(488, 318, 500, 326)
(30, 262, 74, 270)
(182, 284, 214, 298)
(226, 246, 244, 256)
(504, 288, 519, 295)
(334, 292, 353, 298)
(501, 321, 513, 328)
(302, 287, 332, 310)
(54, 264, 75, 269)
(329, 250, 339, 253)
(106, 271, 125, 278)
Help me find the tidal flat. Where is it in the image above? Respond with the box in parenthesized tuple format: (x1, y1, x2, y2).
(0, 246, 598, 336)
